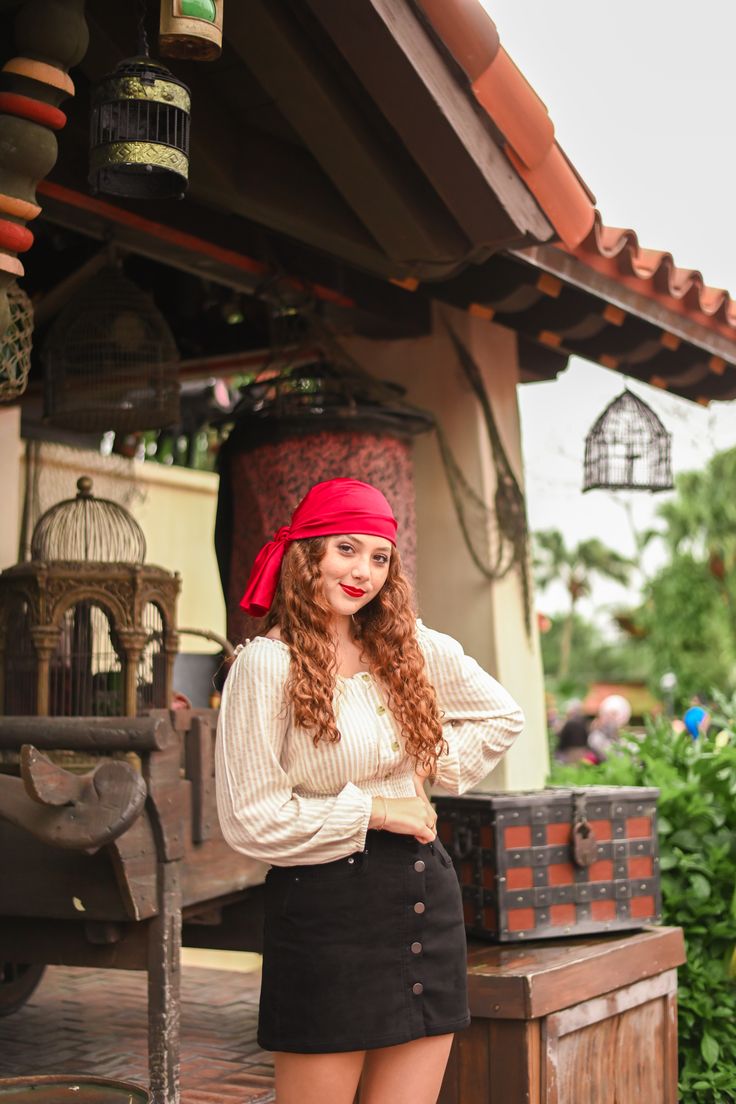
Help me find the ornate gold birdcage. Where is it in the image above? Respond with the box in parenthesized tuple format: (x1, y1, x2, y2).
(0, 476, 180, 717)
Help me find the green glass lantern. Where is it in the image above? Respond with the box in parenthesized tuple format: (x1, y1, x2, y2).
(159, 0, 223, 61)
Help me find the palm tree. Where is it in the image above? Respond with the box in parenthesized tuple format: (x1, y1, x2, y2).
(534, 529, 632, 680)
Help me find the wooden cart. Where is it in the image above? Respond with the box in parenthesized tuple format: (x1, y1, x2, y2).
(0, 709, 266, 1104)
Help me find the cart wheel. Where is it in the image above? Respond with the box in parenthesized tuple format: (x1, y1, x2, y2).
(0, 963, 46, 1015)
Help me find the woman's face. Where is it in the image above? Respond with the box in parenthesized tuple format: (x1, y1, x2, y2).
(319, 534, 392, 618)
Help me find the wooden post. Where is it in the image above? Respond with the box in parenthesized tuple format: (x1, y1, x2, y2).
(147, 859, 182, 1104)
(0, 0, 88, 335)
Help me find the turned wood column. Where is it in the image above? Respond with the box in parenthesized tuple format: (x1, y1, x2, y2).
(118, 629, 149, 717)
(0, 0, 88, 334)
(29, 624, 60, 716)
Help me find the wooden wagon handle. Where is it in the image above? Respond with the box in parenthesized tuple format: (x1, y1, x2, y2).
(0, 745, 146, 852)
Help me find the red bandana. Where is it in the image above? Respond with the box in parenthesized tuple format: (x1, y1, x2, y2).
(239, 478, 398, 617)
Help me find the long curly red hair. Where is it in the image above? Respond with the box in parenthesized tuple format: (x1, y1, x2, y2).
(263, 538, 447, 775)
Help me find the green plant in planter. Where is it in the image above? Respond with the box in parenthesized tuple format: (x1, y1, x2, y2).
(550, 714, 736, 1104)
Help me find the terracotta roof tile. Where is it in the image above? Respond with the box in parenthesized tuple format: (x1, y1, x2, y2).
(471, 47, 553, 170)
(416, 0, 596, 248)
(568, 212, 736, 341)
(414, 0, 500, 82)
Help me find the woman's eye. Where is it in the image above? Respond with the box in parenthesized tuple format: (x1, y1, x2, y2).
(337, 543, 354, 554)
(374, 555, 389, 565)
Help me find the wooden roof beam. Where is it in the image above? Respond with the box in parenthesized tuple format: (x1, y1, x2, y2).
(306, 0, 553, 251)
(226, 0, 470, 277)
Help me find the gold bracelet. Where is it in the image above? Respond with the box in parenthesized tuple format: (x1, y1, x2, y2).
(378, 795, 388, 831)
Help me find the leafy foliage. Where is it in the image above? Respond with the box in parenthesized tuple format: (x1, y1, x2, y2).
(637, 447, 736, 703)
(550, 716, 736, 1103)
(640, 555, 735, 703)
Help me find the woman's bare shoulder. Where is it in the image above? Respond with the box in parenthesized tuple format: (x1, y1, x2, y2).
(264, 625, 283, 641)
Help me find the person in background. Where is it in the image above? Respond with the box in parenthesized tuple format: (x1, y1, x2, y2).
(682, 705, 711, 739)
(587, 694, 632, 763)
(554, 700, 594, 764)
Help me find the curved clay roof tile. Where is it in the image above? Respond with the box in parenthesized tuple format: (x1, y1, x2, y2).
(415, 0, 500, 82)
(472, 48, 554, 171)
(568, 212, 736, 339)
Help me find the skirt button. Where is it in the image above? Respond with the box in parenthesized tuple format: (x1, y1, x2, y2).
(411, 941, 422, 954)
(414, 859, 426, 873)
(413, 901, 426, 914)
(412, 982, 424, 995)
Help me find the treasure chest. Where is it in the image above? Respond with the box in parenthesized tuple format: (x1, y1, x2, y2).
(433, 786, 661, 942)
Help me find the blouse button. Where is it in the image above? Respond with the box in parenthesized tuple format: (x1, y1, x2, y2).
(361, 674, 371, 683)
(376, 705, 386, 715)
(391, 740, 400, 751)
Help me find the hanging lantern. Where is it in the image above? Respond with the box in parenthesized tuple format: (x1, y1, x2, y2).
(0, 281, 34, 401)
(43, 263, 180, 433)
(159, 0, 224, 61)
(583, 388, 673, 493)
(89, 55, 190, 199)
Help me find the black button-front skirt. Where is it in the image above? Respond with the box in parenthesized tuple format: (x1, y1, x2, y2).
(258, 829, 470, 1053)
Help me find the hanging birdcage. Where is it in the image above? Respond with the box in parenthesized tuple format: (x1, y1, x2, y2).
(583, 389, 673, 493)
(43, 263, 180, 433)
(89, 55, 190, 199)
(0, 476, 180, 718)
(0, 281, 34, 401)
(232, 356, 435, 439)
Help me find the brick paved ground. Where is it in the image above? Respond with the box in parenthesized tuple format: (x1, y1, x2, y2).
(0, 964, 275, 1103)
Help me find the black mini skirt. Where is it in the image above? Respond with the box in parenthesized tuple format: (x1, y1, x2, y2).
(257, 829, 470, 1054)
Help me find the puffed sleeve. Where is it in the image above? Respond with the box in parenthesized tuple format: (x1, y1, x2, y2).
(417, 622, 524, 794)
(215, 639, 373, 865)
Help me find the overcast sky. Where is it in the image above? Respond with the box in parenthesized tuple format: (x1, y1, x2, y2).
(480, 1, 736, 623)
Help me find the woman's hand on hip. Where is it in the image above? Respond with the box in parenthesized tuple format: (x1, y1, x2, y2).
(370, 796, 437, 843)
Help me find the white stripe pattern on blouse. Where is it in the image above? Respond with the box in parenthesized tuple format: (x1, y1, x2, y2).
(214, 621, 524, 866)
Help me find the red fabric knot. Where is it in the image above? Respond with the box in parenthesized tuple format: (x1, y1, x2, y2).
(239, 479, 397, 618)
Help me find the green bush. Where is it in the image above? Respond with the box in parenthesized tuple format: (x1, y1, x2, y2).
(550, 705, 736, 1103)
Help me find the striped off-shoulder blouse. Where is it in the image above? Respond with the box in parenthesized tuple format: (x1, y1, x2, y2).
(215, 621, 524, 866)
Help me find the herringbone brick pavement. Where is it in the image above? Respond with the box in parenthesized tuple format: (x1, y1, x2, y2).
(0, 964, 275, 1103)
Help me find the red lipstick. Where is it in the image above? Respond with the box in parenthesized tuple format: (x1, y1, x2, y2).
(340, 584, 365, 598)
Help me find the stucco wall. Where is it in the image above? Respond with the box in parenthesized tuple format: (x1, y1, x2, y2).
(0, 406, 22, 573)
(343, 303, 548, 790)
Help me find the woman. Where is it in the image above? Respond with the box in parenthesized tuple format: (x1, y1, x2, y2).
(215, 478, 524, 1104)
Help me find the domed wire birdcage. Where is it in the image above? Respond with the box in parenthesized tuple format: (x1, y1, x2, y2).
(32, 475, 146, 563)
(583, 389, 673, 493)
(0, 281, 34, 401)
(0, 477, 179, 718)
(42, 263, 180, 433)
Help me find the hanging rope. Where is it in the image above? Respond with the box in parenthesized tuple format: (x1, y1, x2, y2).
(137, 0, 150, 57)
(438, 326, 533, 634)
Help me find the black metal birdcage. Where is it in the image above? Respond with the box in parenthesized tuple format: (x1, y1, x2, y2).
(42, 263, 180, 433)
(89, 56, 190, 200)
(583, 389, 673, 493)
